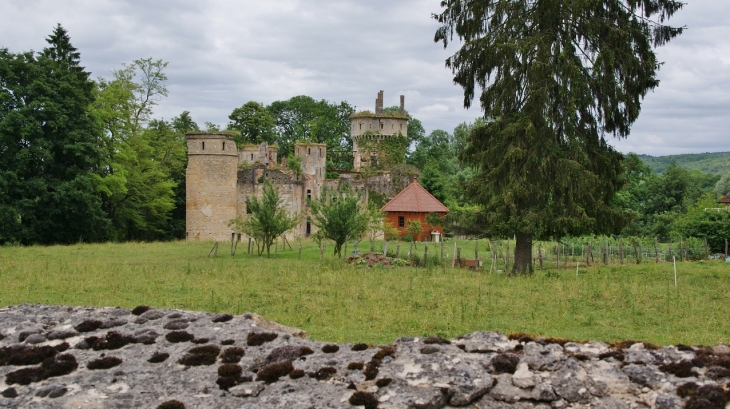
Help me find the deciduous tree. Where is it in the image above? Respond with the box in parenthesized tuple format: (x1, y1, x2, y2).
(308, 184, 370, 258)
(228, 182, 299, 257)
(434, 0, 683, 274)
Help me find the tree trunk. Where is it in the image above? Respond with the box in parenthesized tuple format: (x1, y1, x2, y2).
(511, 233, 533, 275)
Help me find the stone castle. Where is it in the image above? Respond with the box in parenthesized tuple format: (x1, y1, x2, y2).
(186, 91, 412, 242)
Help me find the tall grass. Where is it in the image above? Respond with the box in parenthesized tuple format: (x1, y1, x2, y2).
(0, 240, 728, 346)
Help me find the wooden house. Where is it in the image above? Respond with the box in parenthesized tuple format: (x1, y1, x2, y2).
(381, 177, 449, 242)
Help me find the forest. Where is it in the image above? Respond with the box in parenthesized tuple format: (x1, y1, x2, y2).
(1, 26, 729, 251)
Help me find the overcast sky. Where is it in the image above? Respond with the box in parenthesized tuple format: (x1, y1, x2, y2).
(2, 0, 728, 156)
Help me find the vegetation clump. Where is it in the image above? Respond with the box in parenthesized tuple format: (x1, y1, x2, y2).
(221, 339, 235, 345)
(289, 369, 305, 379)
(491, 353, 519, 374)
(148, 352, 170, 363)
(247, 332, 278, 346)
(165, 331, 195, 343)
(373, 346, 395, 361)
(0, 345, 58, 366)
(87, 356, 122, 370)
(178, 345, 220, 366)
(507, 333, 535, 343)
(351, 343, 369, 351)
(363, 362, 378, 380)
(156, 400, 186, 409)
(74, 320, 103, 333)
(192, 338, 209, 344)
(349, 391, 379, 409)
(212, 314, 233, 323)
(659, 360, 694, 378)
(322, 344, 340, 353)
(598, 351, 625, 362)
(132, 306, 151, 315)
(87, 331, 137, 350)
(221, 347, 246, 364)
(1, 388, 17, 398)
(310, 366, 336, 381)
(216, 363, 245, 390)
(423, 336, 450, 345)
(256, 360, 293, 383)
(375, 378, 392, 387)
(5, 354, 78, 385)
(684, 384, 729, 409)
(611, 340, 659, 350)
(347, 362, 364, 370)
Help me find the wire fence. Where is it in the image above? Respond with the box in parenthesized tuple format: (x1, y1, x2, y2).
(361, 235, 730, 270)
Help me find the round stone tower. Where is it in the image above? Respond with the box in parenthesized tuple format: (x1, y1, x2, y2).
(351, 90, 409, 170)
(186, 133, 238, 241)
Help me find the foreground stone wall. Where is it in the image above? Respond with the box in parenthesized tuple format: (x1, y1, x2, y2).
(0, 304, 727, 409)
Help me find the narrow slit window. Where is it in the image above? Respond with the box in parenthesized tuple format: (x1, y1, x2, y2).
(202, 141, 205, 150)
(223, 142, 226, 150)
(398, 216, 405, 228)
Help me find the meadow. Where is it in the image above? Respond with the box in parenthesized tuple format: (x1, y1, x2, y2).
(0, 239, 728, 346)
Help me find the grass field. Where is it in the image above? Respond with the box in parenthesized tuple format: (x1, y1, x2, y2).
(0, 239, 729, 346)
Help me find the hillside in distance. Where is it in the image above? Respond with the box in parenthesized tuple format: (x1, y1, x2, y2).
(635, 151, 730, 175)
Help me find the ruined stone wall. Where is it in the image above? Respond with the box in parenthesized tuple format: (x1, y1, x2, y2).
(1, 304, 723, 409)
(350, 117, 408, 139)
(186, 133, 238, 242)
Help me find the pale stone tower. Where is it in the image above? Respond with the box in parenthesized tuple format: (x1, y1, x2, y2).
(351, 90, 409, 170)
(185, 133, 238, 241)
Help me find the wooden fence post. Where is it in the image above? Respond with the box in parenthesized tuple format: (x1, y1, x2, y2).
(704, 238, 709, 260)
(456, 247, 461, 268)
(654, 236, 659, 263)
(538, 244, 544, 270)
(423, 245, 428, 267)
(619, 238, 623, 264)
(441, 240, 444, 264)
(383, 241, 389, 256)
(506, 238, 510, 270)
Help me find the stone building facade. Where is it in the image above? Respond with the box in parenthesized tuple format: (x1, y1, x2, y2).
(186, 91, 411, 242)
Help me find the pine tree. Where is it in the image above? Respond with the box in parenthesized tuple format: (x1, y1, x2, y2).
(434, 0, 683, 274)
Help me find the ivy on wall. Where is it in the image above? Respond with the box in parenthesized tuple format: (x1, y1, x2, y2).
(356, 131, 408, 170)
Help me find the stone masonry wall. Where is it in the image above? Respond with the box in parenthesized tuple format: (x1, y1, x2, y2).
(0, 304, 727, 409)
(186, 134, 238, 242)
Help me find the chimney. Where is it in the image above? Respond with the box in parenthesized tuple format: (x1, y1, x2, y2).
(400, 95, 405, 113)
(376, 90, 384, 114)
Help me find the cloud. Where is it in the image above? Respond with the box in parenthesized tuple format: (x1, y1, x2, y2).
(1, 0, 727, 156)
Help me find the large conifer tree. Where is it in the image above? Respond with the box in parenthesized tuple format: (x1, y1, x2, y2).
(0, 25, 110, 244)
(434, 0, 683, 274)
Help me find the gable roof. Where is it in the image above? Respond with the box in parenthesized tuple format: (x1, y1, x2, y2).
(381, 178, 449, 213)
(719, 193, 730, 204)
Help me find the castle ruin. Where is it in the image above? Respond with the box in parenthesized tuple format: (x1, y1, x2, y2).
(186, 91, 412, 242)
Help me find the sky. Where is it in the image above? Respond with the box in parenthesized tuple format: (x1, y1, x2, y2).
(2, 0, 728, 156)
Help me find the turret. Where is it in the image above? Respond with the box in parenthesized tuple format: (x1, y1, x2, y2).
(185, 133, 238, 241)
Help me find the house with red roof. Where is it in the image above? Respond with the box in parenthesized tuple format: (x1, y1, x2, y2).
(380, 177, 449, 242)
(719, 193, 730, 208)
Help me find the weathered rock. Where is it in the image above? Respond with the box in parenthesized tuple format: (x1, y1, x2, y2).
(511, 363, 536, 388)
(0, 304, 723, 409)
(229, 381, 265, 397)
(454, 331, 517, 354)
(523, 342, 564, 371)
(550, 359, 592, 403)
(622, 364, 663, 389)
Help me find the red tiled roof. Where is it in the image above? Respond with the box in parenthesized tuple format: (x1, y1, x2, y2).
(381, 178, 449, 213)
(719, 193, 730, 204)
